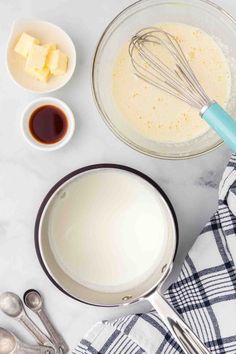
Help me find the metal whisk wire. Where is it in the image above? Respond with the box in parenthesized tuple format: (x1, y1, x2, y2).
(129, 27, 211, 110)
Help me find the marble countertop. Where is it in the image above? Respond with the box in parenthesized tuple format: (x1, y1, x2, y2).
(0, 0, 235, 351)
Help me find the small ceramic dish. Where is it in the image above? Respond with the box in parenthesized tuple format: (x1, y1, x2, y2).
(21, 97, 75, 151)
(7, 20, 76, 93)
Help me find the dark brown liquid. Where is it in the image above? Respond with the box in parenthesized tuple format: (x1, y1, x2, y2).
(29, 105, 68, 144)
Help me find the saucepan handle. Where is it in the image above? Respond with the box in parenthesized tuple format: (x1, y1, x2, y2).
(149, 291, 211, 354)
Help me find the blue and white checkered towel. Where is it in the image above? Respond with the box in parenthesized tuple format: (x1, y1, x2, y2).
(74, 154, 236, 354)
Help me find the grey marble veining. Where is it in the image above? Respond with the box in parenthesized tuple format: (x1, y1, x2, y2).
(0, 0, 234, 350)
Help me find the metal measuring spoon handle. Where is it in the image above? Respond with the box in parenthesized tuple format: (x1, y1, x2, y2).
(18, 312, 53, 347)
(17, 342, 55, 354)
(37, 309, 69, 353)
(24, 290, 69, 354)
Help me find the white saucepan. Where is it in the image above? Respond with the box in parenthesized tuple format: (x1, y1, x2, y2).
(35, 164, 210, 354)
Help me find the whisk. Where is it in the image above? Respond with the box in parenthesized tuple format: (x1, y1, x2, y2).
(129, 27, 236, 152)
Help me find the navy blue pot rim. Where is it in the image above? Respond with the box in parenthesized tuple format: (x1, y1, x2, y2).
(34, 163, 179, 304)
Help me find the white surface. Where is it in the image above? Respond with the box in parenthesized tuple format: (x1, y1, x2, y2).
(0, 0, 234, 351)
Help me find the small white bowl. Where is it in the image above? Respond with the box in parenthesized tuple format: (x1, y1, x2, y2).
(21, 97, 75, 151)
(7, 20, 76, 93)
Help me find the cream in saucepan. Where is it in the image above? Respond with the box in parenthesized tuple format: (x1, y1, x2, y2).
(49, 169, 169, 293)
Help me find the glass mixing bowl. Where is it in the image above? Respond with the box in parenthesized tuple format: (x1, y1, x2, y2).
(92, 0, 236, 159)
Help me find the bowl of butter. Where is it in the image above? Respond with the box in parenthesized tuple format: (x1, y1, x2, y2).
(7, 20, 76, 93)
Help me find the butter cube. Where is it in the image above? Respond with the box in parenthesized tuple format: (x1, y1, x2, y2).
(26, 44, 49, 71)
(47, 49, 68, 75)
(25, 66, 51, 82)
(44, 43, 57, 69)
(14, 32, 40, 58)
(44, 43, 57, 51)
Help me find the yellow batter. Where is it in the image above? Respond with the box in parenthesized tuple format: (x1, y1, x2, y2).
(112, 23, 231, 143)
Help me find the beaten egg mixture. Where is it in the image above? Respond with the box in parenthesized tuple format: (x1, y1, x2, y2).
(112, 23, 231, 143)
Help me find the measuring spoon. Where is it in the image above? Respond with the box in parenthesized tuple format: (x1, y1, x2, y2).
(24, 290, 69, 353)
(0, 292, 52, 347)
(0, 327, 54, 354)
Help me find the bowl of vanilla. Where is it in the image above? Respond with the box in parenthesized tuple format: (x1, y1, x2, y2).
(92, 0, 236, 159)
(7, 20, 76, 93)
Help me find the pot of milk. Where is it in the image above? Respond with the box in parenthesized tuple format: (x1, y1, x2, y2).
(35, 164, 210, 354)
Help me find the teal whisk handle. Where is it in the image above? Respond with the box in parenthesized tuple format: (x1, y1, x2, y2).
(201, 102, 236, 152)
